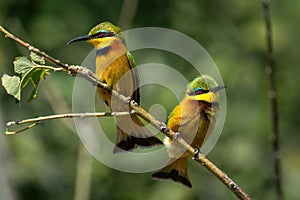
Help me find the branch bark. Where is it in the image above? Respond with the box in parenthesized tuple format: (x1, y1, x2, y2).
(0, 25, 251, 200)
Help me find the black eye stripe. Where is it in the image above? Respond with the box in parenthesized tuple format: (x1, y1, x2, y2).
(188, 88, 209, 96)
(92, 31, 115, 38)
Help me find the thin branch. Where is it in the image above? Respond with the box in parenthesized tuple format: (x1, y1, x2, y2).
(0, 26, 103, 89)
(5, 123, 39, 135)
(0, 26, 67, 70)
(261, 1, 283, 200)
(6, 111, 132, 126)
(5, 111, 133, 135)
(0, 26, 251, 200)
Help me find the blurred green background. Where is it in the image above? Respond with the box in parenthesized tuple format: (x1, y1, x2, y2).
(1, 0, 299, 199)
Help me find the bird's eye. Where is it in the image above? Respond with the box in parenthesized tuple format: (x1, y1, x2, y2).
(97, 32, 105, 37)
(194, 87, 203, 94)
(95, 31, 114, 38)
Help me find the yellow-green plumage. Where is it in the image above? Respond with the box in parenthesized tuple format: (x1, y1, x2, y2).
(68, 21, 162, 152)
(88, 22, 121, 37)
(152, 75, 224, 188)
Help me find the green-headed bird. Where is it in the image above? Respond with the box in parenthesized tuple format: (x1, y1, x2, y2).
(152, 75, 225, 188)
(68, 22, 162, 153)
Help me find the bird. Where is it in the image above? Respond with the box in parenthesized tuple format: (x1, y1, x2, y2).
(152, 75, 225, 188)
(67, 21, 162, 153)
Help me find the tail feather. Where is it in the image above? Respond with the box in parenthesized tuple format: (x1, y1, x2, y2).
(113, 128, 163, 153)
(113, 114, 162, 153)
(152, 157, 192, 188)
(134, 136, 162, 147)
(113, 127, 136, 153)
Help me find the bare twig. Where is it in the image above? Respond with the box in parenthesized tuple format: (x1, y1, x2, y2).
(5, 111, 132, 135)
(0, 26, 251, 200)
(6, 111, 132, 126)
(0, 26, 102, 88)
(261, 1, 283, 200)
(5, 123, 39, 135)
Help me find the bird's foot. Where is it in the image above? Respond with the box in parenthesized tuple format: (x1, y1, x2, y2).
(173, 132, 180, 141)
(159, 123, 170, 133)
(192, 147, 200, 160)
(125, 97, 131, 105)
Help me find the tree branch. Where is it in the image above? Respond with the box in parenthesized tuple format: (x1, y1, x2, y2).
(5, 111, 133, 135)
(261, 1, 283, 200)
(0, 26, 251, 200)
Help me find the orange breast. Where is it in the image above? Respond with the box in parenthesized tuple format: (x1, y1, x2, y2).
(95, 38, 137, 109)
(167, 98, 216, 151)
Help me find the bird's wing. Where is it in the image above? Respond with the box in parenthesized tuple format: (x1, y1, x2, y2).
(126, 51, 140, 104)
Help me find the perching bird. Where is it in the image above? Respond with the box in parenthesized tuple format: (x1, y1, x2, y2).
(152, 75, 225, 188)
(68, 22, 162, 152)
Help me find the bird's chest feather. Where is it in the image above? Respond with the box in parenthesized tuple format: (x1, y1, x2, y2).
(95, 42, 135, 105)
(95, 42, 130, 85)
(165, 100, 217, 158)
(180, 102, 215, 145)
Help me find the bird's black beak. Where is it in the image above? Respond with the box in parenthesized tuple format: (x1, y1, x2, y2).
(210, 86, 226, 93)
(67, 35, 91, 45)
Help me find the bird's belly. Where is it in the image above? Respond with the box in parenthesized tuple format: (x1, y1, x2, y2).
(165, 115, 214, 159)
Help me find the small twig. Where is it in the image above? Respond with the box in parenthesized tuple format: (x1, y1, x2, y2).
(261, 1, 283, 200)
(0, 25, 251, 200)
(5, 112, 133, 135)
(0, 26, 101, 87)
(7, 111, 132, 126)
(5, 123, 39, 135)
(35, 65, 65, 72)
(0, 26, 67, 70)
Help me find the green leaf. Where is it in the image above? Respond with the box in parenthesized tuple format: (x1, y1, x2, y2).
(28, 68, 49, 102)
(14, 57, 34, 75)
(20, 67, 49, 102)
(4, 56, 51, 102)
(30, 52, 45, 65)
(20, 66, 41, 90)
(13, 56, 47, 88)
(30, 69, 48, 87)
(1, 74, 21, 101)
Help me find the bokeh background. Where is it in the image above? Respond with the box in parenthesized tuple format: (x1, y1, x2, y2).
(1, 0, 299, 199)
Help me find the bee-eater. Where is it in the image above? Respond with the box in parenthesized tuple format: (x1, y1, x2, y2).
(68, 22, 162, 152)
(152, 75, 225, 188)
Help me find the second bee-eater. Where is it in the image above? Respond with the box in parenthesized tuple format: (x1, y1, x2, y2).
(152, 75, 225, 188)
(68, 22, 162, 152)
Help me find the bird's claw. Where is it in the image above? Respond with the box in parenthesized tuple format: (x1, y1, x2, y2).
(173, 132, 180, 141)
(125, 97, 131, 105)
(192, 147, 200, 160)
(160, 124, 170, 133)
